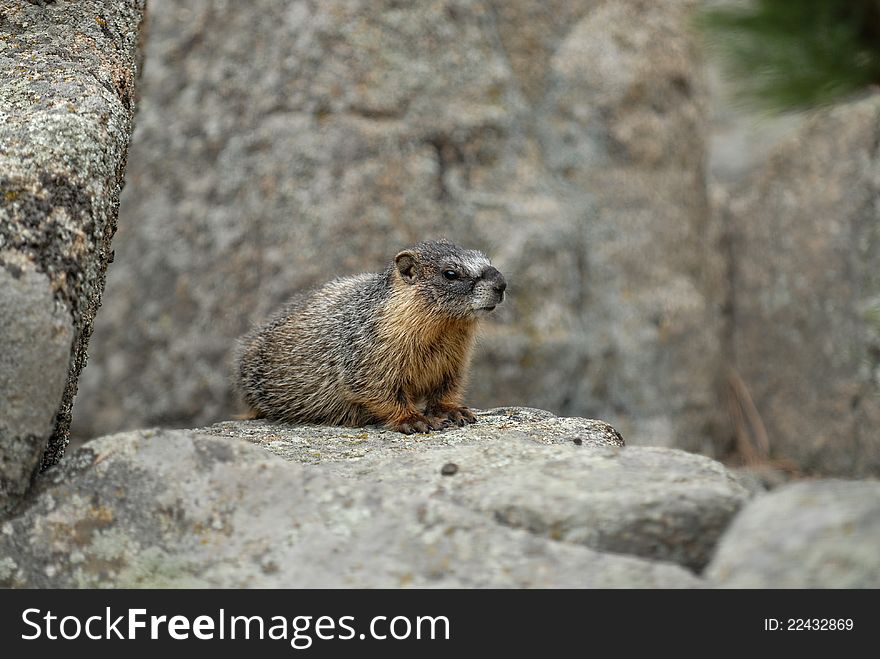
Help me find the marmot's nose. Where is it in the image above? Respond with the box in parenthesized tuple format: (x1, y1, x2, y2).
(483, 266, 507, 297)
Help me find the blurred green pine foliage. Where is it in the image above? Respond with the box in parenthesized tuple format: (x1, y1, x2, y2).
(699, 0, 880, 112)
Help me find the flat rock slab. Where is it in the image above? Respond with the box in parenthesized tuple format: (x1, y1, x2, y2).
(199, 408, 748, 571)
(197, 407, 625, 464)
(336, 443, 748, 572)
(0, 428, 699, 588)
(706, 480, 880, 588)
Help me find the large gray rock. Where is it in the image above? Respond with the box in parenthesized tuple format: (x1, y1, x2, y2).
(534, 0, 725, 453)
(723, 96, 880, 476)
(0, 0, 146, 510)
(0, 420, 703, 588)
(201, 408, 747, 571)
(72, 0, 724, 460)
(399, 445, 745, 572)
(707, 480, 880, 588)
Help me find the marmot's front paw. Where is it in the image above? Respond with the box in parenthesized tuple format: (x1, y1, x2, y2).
(427, 405, 477, 427)
(447, 406, 477, 426)
(391, 413, 444, 434)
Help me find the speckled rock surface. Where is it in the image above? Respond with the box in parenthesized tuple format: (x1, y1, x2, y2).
(73, 0, 724, 462)
(0, 1, 146, 507)
(197, 407, 625, 464)
(706, 480, 880, 588)
(721, 96, 880, 476)
(331, 444, 747, 572)
(201, 409, 746, 571)
(0, 423, 702, 588)
(537, 0, 724, 454)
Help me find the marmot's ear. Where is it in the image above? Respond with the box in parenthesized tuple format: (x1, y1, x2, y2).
(395, 251, 417, 284)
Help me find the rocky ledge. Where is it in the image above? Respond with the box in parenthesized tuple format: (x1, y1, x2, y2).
(0, 408, 875, 588)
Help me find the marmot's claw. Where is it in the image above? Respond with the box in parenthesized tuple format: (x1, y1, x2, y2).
(393, 414, 433, 434)
(443, 407, 477, 426)
(422, 406, 479, 428)
(426, 416, 447, 431)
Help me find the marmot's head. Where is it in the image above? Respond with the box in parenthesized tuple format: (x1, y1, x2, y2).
(392, 239, 507, 319)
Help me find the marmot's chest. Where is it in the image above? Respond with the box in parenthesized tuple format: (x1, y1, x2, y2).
(390, 331, 472, 398)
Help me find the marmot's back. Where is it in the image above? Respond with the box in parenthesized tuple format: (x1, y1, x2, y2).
(236, 273, 386, 425)
(235, 240, 507, 433)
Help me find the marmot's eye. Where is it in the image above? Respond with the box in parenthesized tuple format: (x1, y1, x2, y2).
(442, 270, 460, 281)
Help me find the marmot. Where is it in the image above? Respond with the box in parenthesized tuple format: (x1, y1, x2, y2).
(235, 240, 507, 434)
